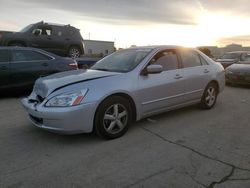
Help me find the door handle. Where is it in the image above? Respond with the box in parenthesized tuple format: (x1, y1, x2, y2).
(174, 74, 183, 79)
(204, 69, 210, 73)
(42, 63, 48, 67)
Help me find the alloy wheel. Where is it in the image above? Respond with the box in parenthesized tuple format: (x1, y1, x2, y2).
(103, 104, 128, 135)
(69, 47, 80, 58)
(205, 87, 216, 107)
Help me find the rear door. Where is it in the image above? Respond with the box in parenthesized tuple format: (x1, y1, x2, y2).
(137, 49, 185, 116)
(10, 49, 54, 87)
(178, 49, 211, 102)
(0, 49, 11, 88)
(45, 26, 68, 55)
(30, 25, 56, 51)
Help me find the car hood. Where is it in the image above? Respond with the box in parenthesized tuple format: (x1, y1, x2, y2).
(0, 30, 15, 34)
(227, 64, 250, 73)
(34, 69, 121, 98)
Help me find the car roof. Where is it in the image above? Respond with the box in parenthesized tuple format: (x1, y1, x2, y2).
(0, 46, 41, 50)
(227, 51, 249, 54)
(34, 21, 79, 30)
(129, 45, 188, 51)
(0, 46, 59, 57)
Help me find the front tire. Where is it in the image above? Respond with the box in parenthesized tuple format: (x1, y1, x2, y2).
(201, 83, 218, 109)
(94, 96, 132, 139)
(68, 46, 81, 58)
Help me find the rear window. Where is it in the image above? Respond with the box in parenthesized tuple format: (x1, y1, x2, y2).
(241, 53, 250, 61)
(180, 50, 202, 68)
(221, 53, 241, 60)
(0, 50, 9, 62)
(12, 50, 52, 62)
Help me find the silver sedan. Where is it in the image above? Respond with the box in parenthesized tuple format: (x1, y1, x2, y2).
(22, 46, 225, 139)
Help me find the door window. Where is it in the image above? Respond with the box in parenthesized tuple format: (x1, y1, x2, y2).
(32, 26, 52, 36)
(199, 55, 209, 65)
(149, 50, 179, 71)
(0, 50, 9, 62)
(180, 50, 202, 68)
(241, 53, 250, 61)
(12, 50, 52, 62)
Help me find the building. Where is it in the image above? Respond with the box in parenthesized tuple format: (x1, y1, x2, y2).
(198, 44, 250, 59)
(83, 40, 115, 57)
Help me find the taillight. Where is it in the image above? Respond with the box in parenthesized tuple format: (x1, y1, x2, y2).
(69, 60, 78, 70)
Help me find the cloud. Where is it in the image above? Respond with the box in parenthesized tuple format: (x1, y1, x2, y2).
(199, 0, 250, 15)
(12, 0, 203, 25)
(217, 35, 250, 46)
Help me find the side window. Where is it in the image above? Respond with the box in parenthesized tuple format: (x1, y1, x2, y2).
(0, 50, 9, 62)
(150, 50, 179, 71)
(199, 55, 209, 65)
(180, 50, 202, 68)
(12, 50, 52, 62)
(32, 26, 52, 36)
(242, 53, 250, 61)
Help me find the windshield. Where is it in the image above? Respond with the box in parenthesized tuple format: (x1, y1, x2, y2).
(91, 48, 152, 73)
(221, 53, 241, 60)
(20, 24, 34, 33)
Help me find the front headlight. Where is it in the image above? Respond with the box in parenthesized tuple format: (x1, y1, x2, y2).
(45, 89, 88, 107)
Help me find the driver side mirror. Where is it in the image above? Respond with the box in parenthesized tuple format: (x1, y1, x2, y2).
(141, 64, 163, 75)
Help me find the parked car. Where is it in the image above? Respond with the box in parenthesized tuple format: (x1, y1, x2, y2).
(216, 51, 250, 68)
(0, 21, 85, 58)
(225, 59, 250, 85)
(0, 46, 78, 90)
(21, 46, 225, 139)
(76, 57, 102, 69)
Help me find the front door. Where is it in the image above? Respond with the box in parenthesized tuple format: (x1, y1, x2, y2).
(30, 25, 56, 51)
(136, 49, 185, 116)
(10, 49, 53, 87)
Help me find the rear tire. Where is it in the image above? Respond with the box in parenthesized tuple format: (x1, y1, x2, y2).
(94, 96, 132, 139)
(201, 83, 218, 109)
(69, 46, 81, 58)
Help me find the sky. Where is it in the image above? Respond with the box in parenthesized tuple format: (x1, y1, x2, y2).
(1, 0, 250, 48)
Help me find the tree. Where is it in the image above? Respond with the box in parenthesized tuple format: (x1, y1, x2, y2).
(198, 48, 214, 58)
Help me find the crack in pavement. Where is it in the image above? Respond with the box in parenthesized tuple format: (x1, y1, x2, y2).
(176, 170, 207, 188)
(141, 126, 250, 187)
(208, 166, 234, 188)
(124, 167, 173, 188)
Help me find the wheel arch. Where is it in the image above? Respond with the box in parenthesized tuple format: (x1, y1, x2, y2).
(94, 92, 138, 123)
(208, 80, 219, 93)
(68, 44, 84, 54)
